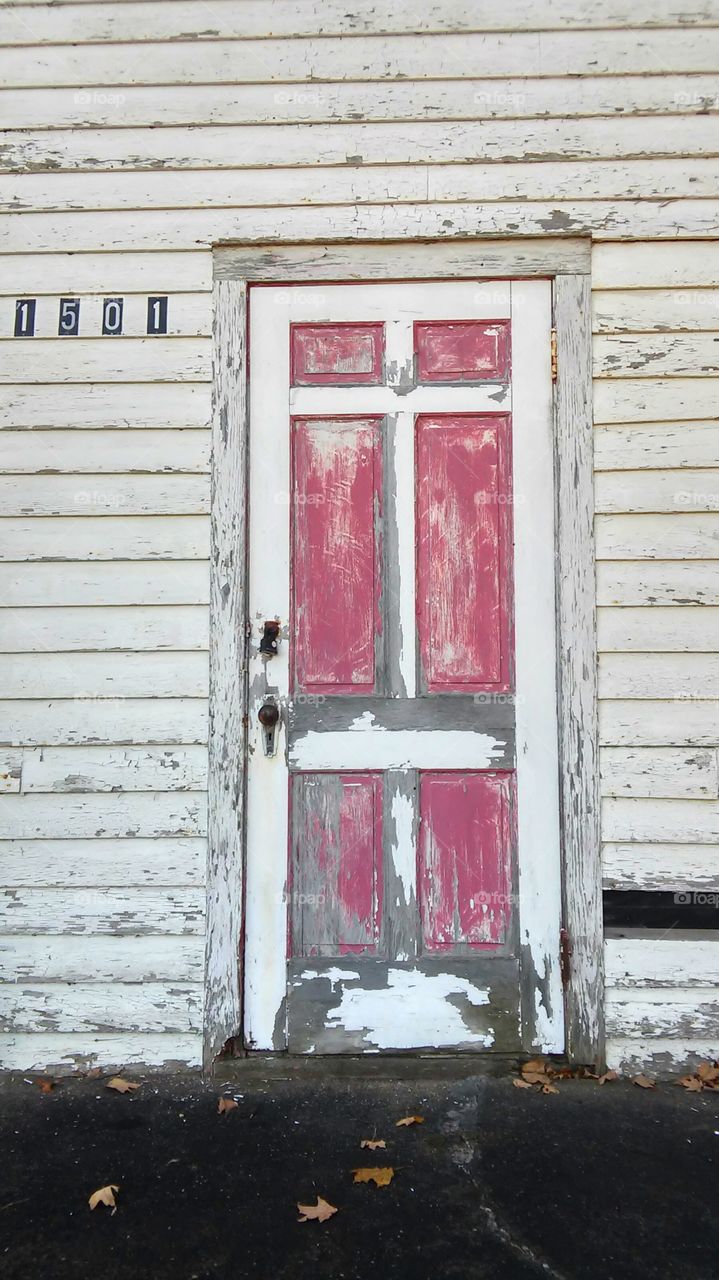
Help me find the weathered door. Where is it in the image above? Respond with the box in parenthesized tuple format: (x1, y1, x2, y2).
(244, 280, 563, 1054)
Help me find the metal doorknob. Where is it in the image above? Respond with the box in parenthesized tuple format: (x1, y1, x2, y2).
(258, 703, 280, 728)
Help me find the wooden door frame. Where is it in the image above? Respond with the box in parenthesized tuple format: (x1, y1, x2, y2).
(206, 238, 602, 1071)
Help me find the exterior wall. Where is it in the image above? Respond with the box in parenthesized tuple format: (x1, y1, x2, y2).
(1, 0, 718, 1072)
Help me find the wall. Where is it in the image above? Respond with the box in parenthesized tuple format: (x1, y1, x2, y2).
(0, 0, 717, 1073)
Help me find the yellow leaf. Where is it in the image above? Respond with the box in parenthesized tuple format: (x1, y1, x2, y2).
(106, 1077, 140, 1095)
(89, 1185, 119, 1212)
(352, 1167, 394, 1187)
(217, 1097, 238, 1115)
(395, 1115, 424, 1127)
(360, 1139, 386, 1150)
(632, 1074, 656, 1089)
(512, 1078, 534, 1090)
(297, 1196, 338, 1223)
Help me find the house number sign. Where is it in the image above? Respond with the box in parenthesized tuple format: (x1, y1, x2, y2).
(12, 296, 169, 337)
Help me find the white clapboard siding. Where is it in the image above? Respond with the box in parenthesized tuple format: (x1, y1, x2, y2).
(603, 797, 719, 843)
(1, 792, 208, 840)
(19, 746, 208, 793)
(0, 293, 210, 339)
(596, 469, 719, 515)
(0, 474, 209, 516)
(1, 384, 211, 429)
(603, 844, 719, 891)
(0, 699, 208, 747)
(595, 377, 719, 423)
(598, 606, 719, 652)
(598, 653, 719, 699)
(0, 752, 21, 793)
(0, 561, 210, 607)
(606, 934, 719, 987)
(605, 990, 719, 1039)
(0, 605, 209, 651)
(1, 887, 205, 935)
(597, 560, 719, 606)
(0, 933, 204, 983)
(595, 332, 719, 378)
(0, 518, 210, 562)
(593, 289, 719, 333)
(3, 0, 715, 42)
(600, 700, 719, 747)
(6, 160, 719, 215)
(595, 514, 719, 560)
(0, 338, 211, 384)
(0, 652, 209, 699)
(606, 1038, 719, 1074)
(594, 423, 719, 472)
(5, 77, 719, 132)
(0, 984, 203, 1035)
(0, 251, 211, 296)
(600, 747, 719, 798)
(0, 837, 206, 885)
(0, 1033, 202, 1072)
(593, 242, 719, 289)
(0, 429, 210, 474)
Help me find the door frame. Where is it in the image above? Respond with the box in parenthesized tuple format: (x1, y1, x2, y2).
(205, 238, 602, 1071)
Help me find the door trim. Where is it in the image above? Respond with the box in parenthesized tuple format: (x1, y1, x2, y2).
(206, 239, 602, 1070)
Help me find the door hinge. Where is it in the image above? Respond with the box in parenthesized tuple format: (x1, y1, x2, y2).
(559, 928, 572, 988)
(550, 327, 558, 382)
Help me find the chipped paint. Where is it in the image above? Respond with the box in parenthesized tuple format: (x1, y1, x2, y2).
(290, 711, 507, 770)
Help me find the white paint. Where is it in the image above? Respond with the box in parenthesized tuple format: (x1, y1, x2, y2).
(290, 719, 507, 771)
(390, 786, 415, 909)
(392, 411, 416, 697)
(290, 385, 510, 415)
(299, 967, 360, 990)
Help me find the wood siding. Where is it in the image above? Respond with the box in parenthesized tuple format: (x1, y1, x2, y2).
(1, 0, 718, 1072)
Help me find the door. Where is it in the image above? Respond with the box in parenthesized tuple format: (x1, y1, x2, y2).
(244, 279, 563, 1054)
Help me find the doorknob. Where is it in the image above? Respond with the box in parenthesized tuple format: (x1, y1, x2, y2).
(258, 701, 280, 758)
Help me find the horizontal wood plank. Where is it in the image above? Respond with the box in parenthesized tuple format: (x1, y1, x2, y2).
(0, 474, 209, 516)
(0, 292, 210, 338)
(593, 289, 719, 334)
(1, 791, 208, 839)
(1, 887, 205, 934)
(595, 514, 719, 560)
(599, 653, 719, 700)
(594, 423, 719, 472)
(0, 1032, 202, 1071)
(0, 338, 211, 384)
(0, 561, 210, 606)
(1, 383, 211, 429)
(594, 332, 719, 378)
(600, 746, 718, 798)
(0, 517, 210, 562)
(603, 796, 719, 842)
(0, 836, 206, 885)
(606, 1037, 719, 1074)
(600, 699, 719, 747)
(593, 242, 719, 289)
(19, 745, 208, 793)
(0, 251, 211, 295)
(0, 933, 204, 982)
(0, 982, 202, 1034)
(605, 935, 719, 986)
(597, 560, 719, 606)
(0, 605, 209, 652)
(0, 652, 208, 699)
(0, 430, 210, 474)
(603, 844, 719, 891)
(596, 470, 719, 514)
(598, 606, 719, 652)
(605, 990, 719, 1039)
(0, 698, 208, 746)
(594, 378, 719, 424)
(0, 752, 21, 793)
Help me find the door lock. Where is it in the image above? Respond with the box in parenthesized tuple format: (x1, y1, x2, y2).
(258, 701, 280, 758)
(259, 620, 280, 657)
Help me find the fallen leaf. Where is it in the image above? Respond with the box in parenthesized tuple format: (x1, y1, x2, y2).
(353, 1167, 394, 1187)
(541, 1083, 560, 1095)
(360, 1139, 386, 1150)
(106, 1077, 140, 1095)
(86, 1068, 103, 1080)
(598, 1070, 618, 1085)
(677, 1075, 703, 1092)
(89, 1185, 119, 1212)
(37, 1078, 55, 1094)
(632, 1074, 656, 1089)
(395, 1115, 424, 1127)
(521, 1058, 554, 1084)
(217, 1097, 238, 1115)
(512, 1078, 534, 1090)
(696, 1061, 719, 1085)
(297, 1196, 337, 1223)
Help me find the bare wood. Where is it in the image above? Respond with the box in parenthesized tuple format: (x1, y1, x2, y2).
(554, 273, 603, 1067)
(19, 745, 208, 793)
(605, 990, 719, 1040)
(204, 277, 247, 1068)
(1, 983, 202, 1035)
(603, 845, 719, 891)
(1, 887, 205, 935)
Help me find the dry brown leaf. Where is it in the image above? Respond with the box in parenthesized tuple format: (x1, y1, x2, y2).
(598, 1070, 618, 1086)
(37, 1078, 55, 1094)
(521, 1057, 551, 1078)
(353, 1167, 394, 1187)
(512, 1078, 534, 1090)
(89, 1185, 119, 1212)
(217, 1097, 238, 1115)
(632, 1074, 656, 1089)
(85, 1068, 103, 1080)
(541, 1083, 560, 1095)
(395, 1115, 424, 1127)
(696, 1061, 719, 1085)
(360, 1139, 386, 1150)
(297, 1196, 337, 1223)
(677, 1075, 703, 1092)
(106, 1077, 140, 1095)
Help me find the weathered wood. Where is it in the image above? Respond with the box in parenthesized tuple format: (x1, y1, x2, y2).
(594, 423, 719, 472)
(593, 289, 719, 334)
(600, 700, 719, 747)
(0, 1032, 202, 1072)
(597, 560, 719, 606)
(1, 792, 207, 840)
(0, 605, 209, 652)
(1, 887, 205, 935)
(0, 475, 209, 516)
(0, 383, 211, 429)
(0, 561, 210, 607)
(0, 698, 208, 747)
(596, 513, 719, 560)
(0, 933, 205, 983)
(0, 250, 211, 295)
(599, 653, 719, 701)
(0, 517, 209, 562)
(0, 752, 21, 794)
(0, 338, 211, 384)
(603, 843, 719, 892)
(605, 933, 719, 987)
(0, 429, 210, 475)
(603, 797, 719, 843)
(554, 273, 603, 1068)
(596, 469, 719, 515)
(0, 293, 210, 339)
(606, 1037, 719, 1075)
(19, 746, 208, 793)
(0, 652, 208, 699)
(605, 990, 719, 1040)
(600, 746, 719, 798)
(0, 837, 206, 886)
(594, 377, 719, 424)
(598, 606, 719, 652)
(204, 277, 247, 1067)
(0, 983, 203, 1035)
(593, 242, 719, 289)
(595, 332, 719, 379)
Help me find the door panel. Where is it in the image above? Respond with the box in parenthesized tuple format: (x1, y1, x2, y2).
(244, 279, 562, 1055)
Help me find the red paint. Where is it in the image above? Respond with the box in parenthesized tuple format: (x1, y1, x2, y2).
(418, 771, 515, 950)
(290, 773, 383, 958)
(291, 322, 384, 384)
(292, 417, 382, 694)
(415, 321, 510, 382)
(416, 414, 513, 692)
